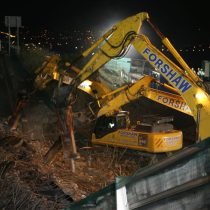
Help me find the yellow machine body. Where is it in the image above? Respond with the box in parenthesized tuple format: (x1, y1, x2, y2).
(92, 129, 182, 153)
(92, 111, 182, 153)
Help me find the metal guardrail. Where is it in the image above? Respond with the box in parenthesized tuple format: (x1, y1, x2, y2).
(67, 137, 210, 210)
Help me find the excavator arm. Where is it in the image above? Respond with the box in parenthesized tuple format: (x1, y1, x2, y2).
(97, 75, 192, 117)
(131, 35, 210, 141)
(33, 12, 149, 105)
(34, 59, 192, 119)
(69, 12, 149, 88)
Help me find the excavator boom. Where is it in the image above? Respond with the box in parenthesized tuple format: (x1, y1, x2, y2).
(97, 76, 192, 117)
(70, 12, 149, 87)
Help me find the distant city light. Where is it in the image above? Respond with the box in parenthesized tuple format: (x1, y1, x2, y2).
(15, 26, 209, 72)
(0, 31, 15, 38)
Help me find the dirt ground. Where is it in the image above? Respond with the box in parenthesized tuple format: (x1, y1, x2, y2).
(0, 121, 145, 210)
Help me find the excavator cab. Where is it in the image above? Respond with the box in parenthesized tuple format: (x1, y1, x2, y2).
(93, 111, 129, 139)
(116, 111, 131, 129)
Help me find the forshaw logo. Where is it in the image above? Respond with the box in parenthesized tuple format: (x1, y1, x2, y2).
(119, 130, 138, 138)
(142, 48, 192, 93)
(157, 95, 191, 112)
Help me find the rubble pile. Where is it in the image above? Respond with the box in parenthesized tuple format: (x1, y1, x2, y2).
(0, 121, 142, 209)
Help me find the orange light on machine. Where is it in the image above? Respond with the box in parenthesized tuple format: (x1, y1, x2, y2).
(53, 72, 59, 80)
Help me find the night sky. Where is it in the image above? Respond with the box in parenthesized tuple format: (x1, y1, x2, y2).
(1, 0, 209, 43)
(1, 0, 209, 66)
(23, 1, 208, 39)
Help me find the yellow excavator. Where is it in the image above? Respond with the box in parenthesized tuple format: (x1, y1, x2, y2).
(34, 63, 190, 153)
(91, 75, 192, 153)
(33, 12, 210, 154)
(87, 12, 210, 152)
